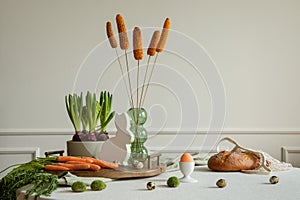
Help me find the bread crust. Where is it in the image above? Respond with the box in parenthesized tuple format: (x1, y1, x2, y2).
(208, 151, 261, 172)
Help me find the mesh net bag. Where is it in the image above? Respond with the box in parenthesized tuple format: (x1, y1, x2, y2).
(216, 137, 293, 174)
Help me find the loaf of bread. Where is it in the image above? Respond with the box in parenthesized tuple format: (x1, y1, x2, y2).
(208, 151, 261, 172)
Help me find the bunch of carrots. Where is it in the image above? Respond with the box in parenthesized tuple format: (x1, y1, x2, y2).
(44, 156, 118, 171)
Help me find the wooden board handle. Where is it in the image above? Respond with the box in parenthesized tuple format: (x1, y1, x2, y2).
(45, 150, 65, 157)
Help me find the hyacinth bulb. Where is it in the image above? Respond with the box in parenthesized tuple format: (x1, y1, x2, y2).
(86, 133, 97, 141)
(97, 132, 109, 141)
(72, 132, 82, 141)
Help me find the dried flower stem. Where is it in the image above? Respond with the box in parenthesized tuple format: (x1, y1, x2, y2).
(139, 30, 161, 108)
(141, 53, 159, 107)
(124, 50, 134, 109)
(108, 15, 170, 113)
(114, 49, 134, 108)
(133, 26, 144, 111)
(138, 56, 151, 109)
(116, 14, 134, 110)
(141, 18, 170, 106)
(137, 60, 140, 109)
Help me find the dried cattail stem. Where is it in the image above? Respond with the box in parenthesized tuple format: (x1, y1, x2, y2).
(125, 50, 134, 108)
(116, 14, 129, 50)
(147, 30, 161, 56)
(139, 31, 161, 108)
(114, 49, 134, 108)
(141, 19, 170, 106)
(141, 54, 159, 107)
(115, 14, 133, 108)
(133, 27, 143, 60)
(106, 20, 132, 107)
(136, 59, 140, 108)
(138, 56, 151, 109)
(156, 18, 170, 53)
(106, 21, 118, 48)
(133, 27, 143, 109)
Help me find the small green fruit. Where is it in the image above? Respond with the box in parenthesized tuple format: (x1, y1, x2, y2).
(71, 181, 86, 192)
(91, 180, 107, 191)
(167, 176, 180, 188)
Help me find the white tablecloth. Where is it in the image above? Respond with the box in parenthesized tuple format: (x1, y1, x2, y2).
(17, 166, 300, 200)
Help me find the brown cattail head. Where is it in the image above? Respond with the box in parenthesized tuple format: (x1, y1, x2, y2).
(116, 14, 129, 50)
(156, 18, 170, 53)
(147, 30, 161, 56)
(133, 27, 143, 60)
(106, 21, 118, 48)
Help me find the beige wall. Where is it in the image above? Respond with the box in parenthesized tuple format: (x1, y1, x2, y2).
(0, 0, 300, 168)
(1, 0, 300, 131)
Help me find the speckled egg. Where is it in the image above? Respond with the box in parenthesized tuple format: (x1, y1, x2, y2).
(132, 160, 144, 169)
(216, 179, 226, 188)
(146, 182, 155, 190)
(269, 176, 279, 184)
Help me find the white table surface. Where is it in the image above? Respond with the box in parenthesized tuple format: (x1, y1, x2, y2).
(17, 166, 300, 200)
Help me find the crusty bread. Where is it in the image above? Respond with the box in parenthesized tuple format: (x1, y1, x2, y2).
(208, 151, 261, 172)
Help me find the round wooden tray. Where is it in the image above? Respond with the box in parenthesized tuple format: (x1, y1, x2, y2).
(70, 163, 167, 179)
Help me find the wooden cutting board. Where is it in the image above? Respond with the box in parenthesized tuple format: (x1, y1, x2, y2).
(69, 163, 167, 179)
(46, 151, 166, 179)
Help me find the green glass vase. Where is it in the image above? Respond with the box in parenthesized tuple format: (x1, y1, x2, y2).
(127, 108, 148, 162)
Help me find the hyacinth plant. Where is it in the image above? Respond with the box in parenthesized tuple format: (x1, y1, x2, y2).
(99, 91, 115, 134)
(65, 91, 115, 141)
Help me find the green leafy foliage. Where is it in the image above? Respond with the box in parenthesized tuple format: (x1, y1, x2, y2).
(0, 157, 58, 200)
(65, 93, 83, 132)
(81, 105, 89, 131)
(86, 91, 100, 132)
(65, 91, 115, 140)
(99, 91, 115, 132)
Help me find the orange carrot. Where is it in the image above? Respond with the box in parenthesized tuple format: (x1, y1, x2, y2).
(56, 163, 76, 170)
(133, 27, 143, 60)
(71, 164, 91, 170)
(82, 157, 94, 163)
(56, 163, 74, 167)
(90, 158, 119, 169)
(45, 164, 70, 171)
(156, 18, 171, 53)
(57, 156, 85, 163)
(57, 163, 100, 171)
(66, 161, 89, 164)
(89, 164, 101, 171)
(56, 163, 90, 170)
